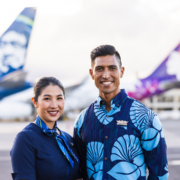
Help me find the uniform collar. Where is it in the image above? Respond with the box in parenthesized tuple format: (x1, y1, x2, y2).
(97, 89, 128, 108)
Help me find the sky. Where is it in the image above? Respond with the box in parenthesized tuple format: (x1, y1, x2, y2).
(1, 0, 180, 86)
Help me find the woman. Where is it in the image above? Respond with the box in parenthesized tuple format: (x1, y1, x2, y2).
(11, 77, 81, 180)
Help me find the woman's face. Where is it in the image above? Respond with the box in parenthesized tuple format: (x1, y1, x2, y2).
(32, 85, 65, 125)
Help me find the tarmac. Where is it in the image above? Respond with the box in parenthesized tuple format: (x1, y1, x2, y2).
(0, 119, 180, 180)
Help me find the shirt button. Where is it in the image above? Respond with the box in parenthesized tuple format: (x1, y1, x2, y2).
(107, 116, 109, 118)
(104, 157, 107, 160)
(117, 104, 119, 107)
(105, 136, 108, 139)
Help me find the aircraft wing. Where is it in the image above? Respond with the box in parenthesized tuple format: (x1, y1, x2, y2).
(65, 75, 89, 96)
(0, 70, 28, 88)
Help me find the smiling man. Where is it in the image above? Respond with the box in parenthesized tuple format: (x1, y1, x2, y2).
(74, 45, 168, 180)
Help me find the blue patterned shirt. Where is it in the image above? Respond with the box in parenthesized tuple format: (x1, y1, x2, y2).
(73, 89, 169, 180)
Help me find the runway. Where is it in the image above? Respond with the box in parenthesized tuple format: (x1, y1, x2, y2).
(0, 120, 179, 180)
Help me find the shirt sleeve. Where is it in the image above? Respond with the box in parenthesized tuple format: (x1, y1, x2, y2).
(73, 108, 88, 179)
(10, 131, 36, 180)
(140, 112, 169, 180)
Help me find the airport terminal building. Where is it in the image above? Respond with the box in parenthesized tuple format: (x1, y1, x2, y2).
(142, 88, 180, 120)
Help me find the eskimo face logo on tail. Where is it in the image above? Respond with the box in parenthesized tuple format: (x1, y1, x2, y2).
(166, 50, 180, 80)
(0, 30, 27, 73)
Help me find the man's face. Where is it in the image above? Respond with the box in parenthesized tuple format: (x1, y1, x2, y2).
(0, 31, 27, 73)
(89, 55, 124, 97)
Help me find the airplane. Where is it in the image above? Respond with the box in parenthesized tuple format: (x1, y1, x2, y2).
(1, 8, 180, 120)
(0, 7, 36, 119)
(0, 7, 36, 100)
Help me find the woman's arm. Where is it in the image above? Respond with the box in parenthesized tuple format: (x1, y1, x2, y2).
(10, 131, 36, 180)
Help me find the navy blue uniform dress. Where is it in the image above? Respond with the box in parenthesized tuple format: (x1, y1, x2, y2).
(11, 123, 80, 180)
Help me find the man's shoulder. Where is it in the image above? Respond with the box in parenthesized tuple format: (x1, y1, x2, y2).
(73, 107, 90, 138)
(74, 101, 96, 126)
(129, 99, 160, 132)
(130, 98, 153, 113)
(74, 107, 88, 128)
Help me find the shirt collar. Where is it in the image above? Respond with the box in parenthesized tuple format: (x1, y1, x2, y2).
(97, 89, 128, 108)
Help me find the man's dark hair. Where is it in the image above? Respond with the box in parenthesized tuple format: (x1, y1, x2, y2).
(90, 45, 122, 67)
(33, 77, 65, 102)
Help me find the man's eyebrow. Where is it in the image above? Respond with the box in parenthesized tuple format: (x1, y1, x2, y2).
(109, 65, 118, 67)
(95, 65, 103, 69)
(95, 65, 118, 68)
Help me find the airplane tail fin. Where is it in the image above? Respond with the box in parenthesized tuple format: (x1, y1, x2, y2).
(141, 43, 180, 84)
(128, 43, 180, 100)
(0, 7, 36, 80)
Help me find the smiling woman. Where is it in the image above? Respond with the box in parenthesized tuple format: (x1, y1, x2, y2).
(10, 77, 81, 180)
(31, 78, 65, 129)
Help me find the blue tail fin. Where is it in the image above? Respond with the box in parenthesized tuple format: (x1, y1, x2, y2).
(0, 8, 36, 80)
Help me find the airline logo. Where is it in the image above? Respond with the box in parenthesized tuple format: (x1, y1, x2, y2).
(0, 8, 36, 78)
(0, 31, 27, 73)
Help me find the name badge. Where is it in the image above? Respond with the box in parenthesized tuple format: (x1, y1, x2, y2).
(117, 120, 128, 126)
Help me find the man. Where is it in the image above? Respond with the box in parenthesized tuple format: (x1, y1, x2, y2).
(74, 45, 168, 180)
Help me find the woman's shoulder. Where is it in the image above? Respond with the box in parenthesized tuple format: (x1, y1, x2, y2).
(11, 123, 39, 153)
(16, 123, 40, 141)
(60, 131, 78, 150)
(61, 130, 74, 143)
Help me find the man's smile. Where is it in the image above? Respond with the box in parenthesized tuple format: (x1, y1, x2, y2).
(102, 82, 112, 85)
(101, 80, 114, 86)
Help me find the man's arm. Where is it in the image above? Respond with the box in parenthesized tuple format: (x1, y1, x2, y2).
(141, 114, 169, 180)
(73, 109, 88, 179)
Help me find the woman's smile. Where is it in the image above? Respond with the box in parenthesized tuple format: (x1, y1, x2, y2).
(48, 110, 59, 116)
